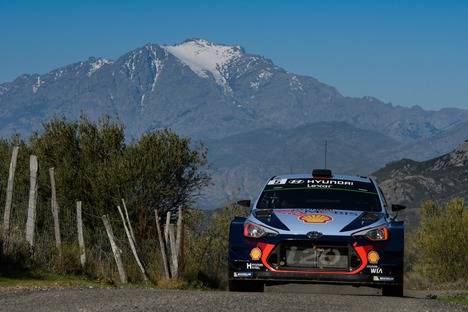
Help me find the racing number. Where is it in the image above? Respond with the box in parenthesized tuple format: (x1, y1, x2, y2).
(286, 246, 341, 267)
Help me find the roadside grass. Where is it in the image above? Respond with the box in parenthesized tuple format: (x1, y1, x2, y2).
(439, 294, 468, 307)
(0, 271, 202, 290)
(0, 272, 106, 289)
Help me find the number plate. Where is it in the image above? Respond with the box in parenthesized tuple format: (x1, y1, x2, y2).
(284, 245, 349, 269)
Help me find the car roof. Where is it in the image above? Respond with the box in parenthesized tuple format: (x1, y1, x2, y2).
(271, 173, 372, 183)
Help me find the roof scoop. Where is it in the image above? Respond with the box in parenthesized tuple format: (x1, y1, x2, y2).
(312, 169, 332, 178)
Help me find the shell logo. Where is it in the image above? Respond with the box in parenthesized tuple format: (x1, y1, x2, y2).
(250, 247, 262, 261)
(299, 214, 332, 224)
(367, 251, 380, 264)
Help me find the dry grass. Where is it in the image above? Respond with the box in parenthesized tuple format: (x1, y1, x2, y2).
(0, 272, 105, 291)
(157, 278, 189, 290)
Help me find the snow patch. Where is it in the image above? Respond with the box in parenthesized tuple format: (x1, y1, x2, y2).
(250, 69, 272, 90)
(152, 58, 162, 91)
(289, 75, 303, 91)
(88, 58, 113, 76)
(163, 39, 242, 90)
(147, 45, 165, 92)
(140, 94, 146, 111)
(124, 52, 138, 80)
(0, 85, 7, 95)
(250, 81, 260, 89)
(32, 76, 44, 93)
(54, 69, 64, 80)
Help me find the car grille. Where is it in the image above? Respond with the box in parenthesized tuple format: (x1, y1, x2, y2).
(267, 240, 361, 272)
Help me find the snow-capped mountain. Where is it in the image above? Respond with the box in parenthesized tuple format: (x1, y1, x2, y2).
(163, 39, 243, 91)
(0, 39, 467, 207)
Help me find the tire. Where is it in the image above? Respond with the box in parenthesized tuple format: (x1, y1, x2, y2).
(228, 279, 264, 292)
(382, 284, 404, 297)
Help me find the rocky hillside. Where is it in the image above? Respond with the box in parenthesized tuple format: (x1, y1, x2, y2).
(373, 140, 468, 225)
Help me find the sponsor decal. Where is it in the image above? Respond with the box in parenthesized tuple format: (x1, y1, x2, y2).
(267, 178, 287, 185)
(233, 272, 253, 278)
(367, 265, 383, 274)
(307, 179, 354, 186)
(332, 210, 359, 216)
(275, 209, 358, 217)
(288, 179, 305, 184)
(373, 276, 394, 282)
(250, 247, 262, 261)
(307, 184, 332, 189)
(246, 263, 264, 270)
(367, 251, 380, 264)
(300, 214, 332, 224)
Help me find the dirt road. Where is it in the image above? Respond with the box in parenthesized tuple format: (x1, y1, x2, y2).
(0, 285, 465, 312)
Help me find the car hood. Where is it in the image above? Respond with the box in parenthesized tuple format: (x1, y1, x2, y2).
(252, 208, 385, 236)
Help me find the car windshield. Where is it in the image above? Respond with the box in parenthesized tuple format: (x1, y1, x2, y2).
(256, 178, 382, 212)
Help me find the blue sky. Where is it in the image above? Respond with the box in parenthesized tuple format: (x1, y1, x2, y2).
(1, 0, 467, 110)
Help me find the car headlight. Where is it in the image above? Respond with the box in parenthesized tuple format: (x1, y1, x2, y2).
(353, 226, 389, 241)
(243, 222, 278, 238)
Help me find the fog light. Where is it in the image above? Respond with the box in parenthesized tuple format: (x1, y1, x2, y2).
(250, 247, 262, 260)
(367, 250, 380, 264)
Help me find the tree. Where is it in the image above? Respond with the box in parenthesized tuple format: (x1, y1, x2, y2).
(0, 115, 209, 280)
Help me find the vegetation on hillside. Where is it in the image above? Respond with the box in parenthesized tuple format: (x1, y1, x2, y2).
(406, 199, 468, 289)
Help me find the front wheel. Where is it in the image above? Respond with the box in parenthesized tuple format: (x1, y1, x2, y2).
(228, 279, 264, 292)
(382, 284, 404, 297)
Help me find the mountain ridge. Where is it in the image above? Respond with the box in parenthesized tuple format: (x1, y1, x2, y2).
(0, 38, 467, 208)
(1, 39, 466, 141)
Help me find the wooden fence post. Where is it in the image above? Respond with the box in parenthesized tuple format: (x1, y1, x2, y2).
(175, 206, 184, 273)
(25, 155, 38, 249)
(116, 205, 148, 283)
(121, 199, 136, 244)
(102, 215, 127, 284)
(168, 224, 178, 277)
(154, 208, 170, 279)
(76, 201, 86, 269)
(175, 206, 183, 259)
(49, 167, 62, 260)
(2, 145, 19, 251)
(164, 211, 171, 244)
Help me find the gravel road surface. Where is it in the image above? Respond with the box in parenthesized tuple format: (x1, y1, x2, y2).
(0, 285, 465, 312)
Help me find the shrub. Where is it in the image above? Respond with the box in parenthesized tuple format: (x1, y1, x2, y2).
(411, 199, 468, 286)
(183, 204, 249, 289)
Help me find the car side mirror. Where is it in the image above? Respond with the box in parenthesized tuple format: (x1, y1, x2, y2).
(391, 204, 406, 212)
(237, 200, 251, 208)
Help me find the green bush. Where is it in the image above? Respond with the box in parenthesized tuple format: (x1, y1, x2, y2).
(183, 204, 249, 289)
(411, 199, 468, 286)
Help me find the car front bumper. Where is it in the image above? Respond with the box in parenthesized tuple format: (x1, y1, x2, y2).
(229, 265, 402, 287)
(229, 235, 404, 287)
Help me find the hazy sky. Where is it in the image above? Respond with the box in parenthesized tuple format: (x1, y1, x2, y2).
(1, 0, 467, 110)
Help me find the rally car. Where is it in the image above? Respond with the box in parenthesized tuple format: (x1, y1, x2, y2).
(228, 169, 405, 296)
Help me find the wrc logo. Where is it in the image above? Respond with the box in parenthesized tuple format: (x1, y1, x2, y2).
(370, 267, 383, 274)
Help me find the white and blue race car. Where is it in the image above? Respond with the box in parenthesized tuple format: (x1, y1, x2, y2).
(228, 169, 405, 296)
